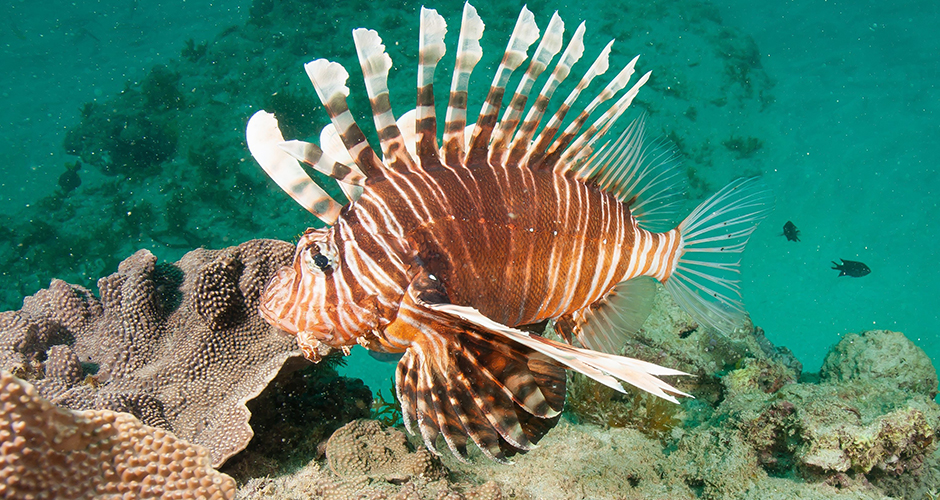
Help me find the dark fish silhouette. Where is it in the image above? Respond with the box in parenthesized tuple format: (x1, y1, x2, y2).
(782, 221, 799, 242)
(832, 259, 870, 277)
(57, 161, 82, 194)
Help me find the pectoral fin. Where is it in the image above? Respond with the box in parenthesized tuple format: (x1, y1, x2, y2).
(389, 272, 564, 463)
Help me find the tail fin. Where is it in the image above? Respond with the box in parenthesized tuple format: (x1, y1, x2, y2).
(665, 177, 774, 333)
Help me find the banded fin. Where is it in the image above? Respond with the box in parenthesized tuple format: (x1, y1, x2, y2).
(416, 7, 447, 168)
(523, 40, 613, 170)
(489, 11, 565, 166)
(667, 177, 774, 333)
(542, 55, 641, 173)
(442, 3, 485, 166)
(506, 21, 586, 168)
(557, 277, 658, 355)
(392, 272, 565, 463)
(577, 114, 685, 231)
(465, 6, 541, 166)
(353, 28, 417, 173)
(304, 59, 386, 178)
(246, 111, 342, 225)
(321, 124, 364, 202)
(425, 302, 690, 403)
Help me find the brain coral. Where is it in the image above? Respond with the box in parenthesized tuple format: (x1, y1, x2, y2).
(0, 239, 329, 467)
(0, 370, 236, 500)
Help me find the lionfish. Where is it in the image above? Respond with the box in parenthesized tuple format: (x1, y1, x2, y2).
(246, 4, 772, 462)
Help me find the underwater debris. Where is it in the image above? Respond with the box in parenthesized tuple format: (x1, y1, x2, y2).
(0, 239, 327, 467)
(0, 370, 236, 500)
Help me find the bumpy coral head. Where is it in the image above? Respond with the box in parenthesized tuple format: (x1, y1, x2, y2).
(260, 227, 375, 358)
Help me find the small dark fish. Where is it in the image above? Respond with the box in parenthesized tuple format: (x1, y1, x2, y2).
(782, 221, 800, 242)
(57, 161, 82, 194)
(832, 259, 870, 277)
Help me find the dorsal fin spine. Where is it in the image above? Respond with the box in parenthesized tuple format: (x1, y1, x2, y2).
(489, 12, 565, 166)
(416, 7, 448, 168)
(246, 111, 342, 225)
(353, 28, 417, 173)
(506, 22, 586, 168)
(465, 6, 540, 166)
(443, 3, 485, 166)
(304, 59, 385, 179)
(523, 40, 612, 170)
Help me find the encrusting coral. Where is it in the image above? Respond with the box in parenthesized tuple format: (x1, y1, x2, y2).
(0, 370, 236, 500)
(0, 239, 335, 467)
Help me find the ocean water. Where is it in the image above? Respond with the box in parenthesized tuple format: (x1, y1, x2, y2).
(0, 0, 936, 403)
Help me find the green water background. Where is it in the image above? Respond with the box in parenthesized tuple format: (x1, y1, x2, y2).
(0, 0, 936, 397)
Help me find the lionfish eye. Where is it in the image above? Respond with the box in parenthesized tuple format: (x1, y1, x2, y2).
(312, 253, 331, 271)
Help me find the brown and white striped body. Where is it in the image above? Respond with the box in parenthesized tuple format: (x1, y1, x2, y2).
(248, 3, 772, 463)
(262, 154, 681, 352)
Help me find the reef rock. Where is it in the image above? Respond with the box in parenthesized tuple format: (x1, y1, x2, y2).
(0, 239, 332, 467)
(821, 329, 938, 398)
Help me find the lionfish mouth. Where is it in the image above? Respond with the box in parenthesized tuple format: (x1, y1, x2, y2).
(258, 267, 301, 335)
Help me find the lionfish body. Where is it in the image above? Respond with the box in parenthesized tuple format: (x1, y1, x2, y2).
(247, 4, 772, 462)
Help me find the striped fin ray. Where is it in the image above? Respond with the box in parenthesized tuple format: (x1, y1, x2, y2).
(576, 114, 685, 231)
(428, 302, 691, 403)
(304, 59, 386, 179)
(487, 12, 565, 166)
(416, 7, 448, 168)
(353, 28, 417, 173)
(541, 55, 640, 173)
(666, 177, 774, 333)
(505, 22, 586, 168)
(442, 3, 485, 166)
(320, 123, 365, 202)
(246, 111, 342, 225)
(465, 6, 540, 166)
(558, 66, 650, 173)
(523, 40, 613, 170)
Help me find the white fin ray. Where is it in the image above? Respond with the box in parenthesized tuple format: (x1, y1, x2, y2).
(425, 302, 690, 403)
(572, 277, 658, 355)
(666, 177, 774, 333)
(442, 3, 485, 165)
(576, 114, 685, 231)
(246, 111, 342, 225)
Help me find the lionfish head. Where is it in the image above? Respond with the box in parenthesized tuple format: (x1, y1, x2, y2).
(260, 227, 368, 351)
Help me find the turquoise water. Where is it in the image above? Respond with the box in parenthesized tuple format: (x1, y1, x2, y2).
(0, 0, 936, 395)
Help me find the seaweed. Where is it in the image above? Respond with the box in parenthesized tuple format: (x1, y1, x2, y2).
(371, 376, 404, 428)
(566, 372, 682, 442)
(181, 38, 208, 63)
(722, 135, 763, 159)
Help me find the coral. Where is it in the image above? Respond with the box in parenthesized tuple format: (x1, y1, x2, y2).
(326, 419, 442, 482)
(0, 370, 236, 500)
(821, 330, 938, 398)
(0, 239, 334, 467)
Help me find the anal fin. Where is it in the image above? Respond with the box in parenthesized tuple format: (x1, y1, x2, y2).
(556, 276, 657, 355)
